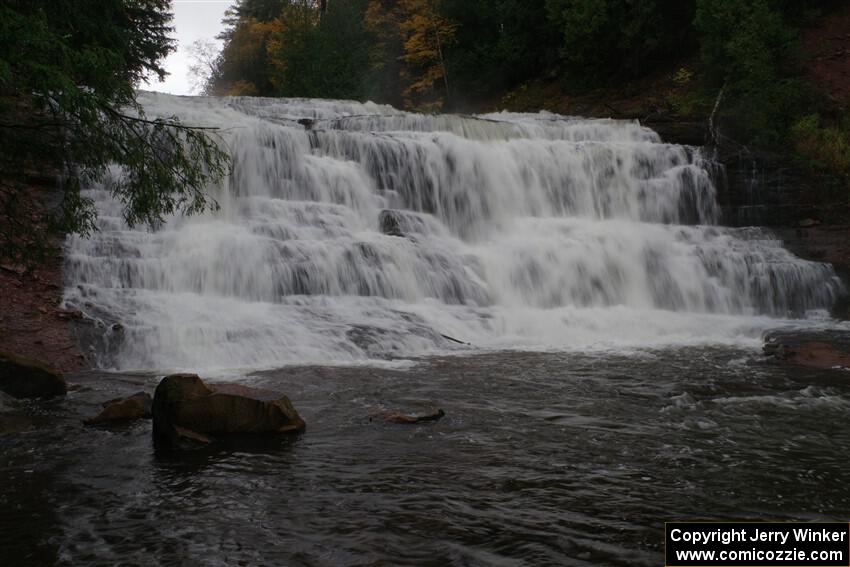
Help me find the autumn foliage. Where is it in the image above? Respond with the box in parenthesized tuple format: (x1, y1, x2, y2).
(365, 0, 458, 110)
(208, 0, 459, 110)
(205, 0, 849, 177)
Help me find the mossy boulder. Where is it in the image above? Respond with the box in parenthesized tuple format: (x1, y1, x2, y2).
(0, 351, 67, 399)
(152, 374, 305, 446)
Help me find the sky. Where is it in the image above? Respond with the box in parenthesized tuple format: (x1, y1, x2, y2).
(148, 1, 233, 96)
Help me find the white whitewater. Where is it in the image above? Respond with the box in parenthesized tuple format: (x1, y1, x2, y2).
(64, 92, 844, 371)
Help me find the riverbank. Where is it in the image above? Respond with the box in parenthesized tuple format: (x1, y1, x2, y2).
(0, 181, 84, 374)
(0, 256, 84, 373)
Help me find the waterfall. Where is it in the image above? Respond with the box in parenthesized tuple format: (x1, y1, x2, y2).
(63, 92, 844, 371)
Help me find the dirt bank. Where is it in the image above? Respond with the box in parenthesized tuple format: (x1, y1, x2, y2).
(0, 179, 85, 373)
(803, 3, 850, 105)
(0, 257, 84, 373)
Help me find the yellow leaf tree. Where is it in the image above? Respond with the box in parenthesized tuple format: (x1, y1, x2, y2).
(366, 0, 458, 111)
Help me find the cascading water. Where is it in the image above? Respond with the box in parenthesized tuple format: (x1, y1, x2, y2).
(63, 92, 844, 371)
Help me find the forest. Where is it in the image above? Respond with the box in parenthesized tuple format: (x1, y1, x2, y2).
(200, 0, 848, 178)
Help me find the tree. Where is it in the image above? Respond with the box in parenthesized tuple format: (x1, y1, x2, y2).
(209, 16, 280, 96)
(694, 0, 804, 144)
(365, 0, 458, 111)
(0, 0, 229, 264)
(440, 0, 559, 105)
(364, 0, 407, 106)
(267, 0, 372, 99)
(187, 39, 222, 95)
(231, 0, 287, 22)
(544, 0, 696, 84)
(397, 0, 458, 110)
(208, 0, 289, 96)
(266, 2, 321, 97)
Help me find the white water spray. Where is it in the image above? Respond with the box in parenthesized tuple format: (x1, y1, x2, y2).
(63, 92, 844, 371)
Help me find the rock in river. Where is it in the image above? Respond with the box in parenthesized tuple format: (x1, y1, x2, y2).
(378, 209, 405, 237)
(378, 209, 433, 238)
(0, 351, 67, 399)
(371, 409, 445, 424)
(764, 330, 850, 370)
(84, 392, 153, 425)
(152, 374, 305, 446)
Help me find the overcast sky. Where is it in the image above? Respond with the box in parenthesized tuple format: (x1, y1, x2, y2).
(147, 0, 232, 95)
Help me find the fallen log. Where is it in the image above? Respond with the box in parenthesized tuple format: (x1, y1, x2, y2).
(370, 409, 445, 424)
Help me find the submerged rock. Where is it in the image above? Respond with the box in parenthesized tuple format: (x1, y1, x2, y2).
(152, 374, 305, 446)
(0, 392, 32, 435)
(0, 351, 67, 399)
(0, 415, 35, 435)
(84, 392, 153, 425)
(378, 209, 434, 238)
(0, 391, 17, 411)
(764, 330, 850, 369)
(379, 209, 405, 237)
(371, 409, 445, 424)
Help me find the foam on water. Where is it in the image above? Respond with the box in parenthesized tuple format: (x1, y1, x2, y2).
(63, 92, 846, 371)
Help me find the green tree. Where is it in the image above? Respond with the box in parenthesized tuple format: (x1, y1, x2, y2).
(544, 0, 697, 84)
(441, 0, 559, 104)
(694, 0, 806, 144)
(267, 0, 372, 99)
(364, 0, 407, 106)
(0, 0, 229, 264)
(209, 14, 279, 96)
(233, 0, 287, 21)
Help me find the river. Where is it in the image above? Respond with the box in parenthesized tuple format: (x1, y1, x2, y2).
(2, 349, 849, 565)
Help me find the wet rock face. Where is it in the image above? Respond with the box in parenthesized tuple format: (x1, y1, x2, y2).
(764, 330, 850, 370)
(0, 351, 67, 399)
(152, 374, 305, 446)
(711, 133, 849, 230)
(774, 224, 850, 275)
(84, 392, 152, 425)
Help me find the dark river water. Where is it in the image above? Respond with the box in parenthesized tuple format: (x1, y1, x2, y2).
(1, 347, 849, 567)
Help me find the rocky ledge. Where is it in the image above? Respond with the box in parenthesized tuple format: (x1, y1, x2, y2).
(764, 329, 850, 370)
